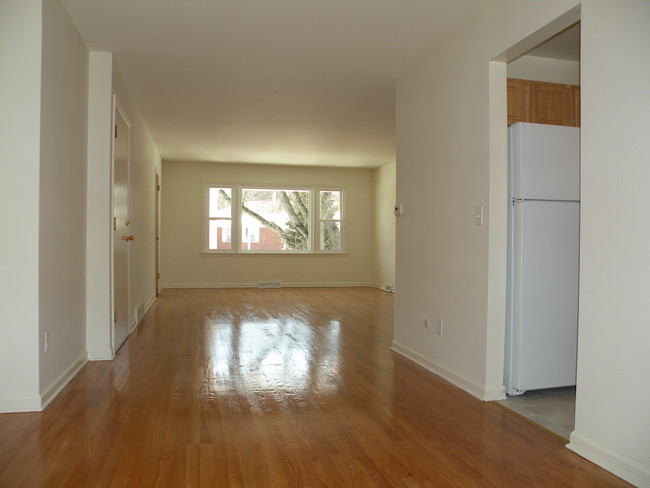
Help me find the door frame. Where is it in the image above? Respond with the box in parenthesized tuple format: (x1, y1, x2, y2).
(111, 96, 132, 353)
(155, 169, 161, 296)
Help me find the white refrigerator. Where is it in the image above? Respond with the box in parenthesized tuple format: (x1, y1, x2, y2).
(505, 122, 580, 396)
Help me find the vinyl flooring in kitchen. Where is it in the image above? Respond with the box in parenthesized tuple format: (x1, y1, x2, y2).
(497, 386, 576, 441)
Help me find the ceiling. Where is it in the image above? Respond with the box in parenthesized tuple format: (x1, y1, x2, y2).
(61, 0, 488, 168)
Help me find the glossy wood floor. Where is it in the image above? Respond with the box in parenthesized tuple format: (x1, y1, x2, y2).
(0, 288, 629, 487)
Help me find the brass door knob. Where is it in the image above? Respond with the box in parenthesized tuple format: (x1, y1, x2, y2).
(122, 235, 135, 241)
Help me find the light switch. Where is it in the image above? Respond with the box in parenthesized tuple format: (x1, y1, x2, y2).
(475, 205, 484, 226)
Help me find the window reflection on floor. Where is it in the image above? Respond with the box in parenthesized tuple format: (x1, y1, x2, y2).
(205, 318, 341, 397)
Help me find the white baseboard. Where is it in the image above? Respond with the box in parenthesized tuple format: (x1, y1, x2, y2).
(0, 355, 88, 413)
(144, 294, 156, 313)
(0, 395, 43, 413)
(87, 348, 114, 361)
(391, 341, 505, 401)
(131, 294, 157, 333)
(162, 282, 374, 289)
(568, 431, 650, 487)
(40, 355, 87, 410)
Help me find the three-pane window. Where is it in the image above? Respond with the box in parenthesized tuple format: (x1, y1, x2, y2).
(205, 186, 343, 253)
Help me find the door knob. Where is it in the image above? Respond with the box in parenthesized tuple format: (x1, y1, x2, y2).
(122, 235, 134, 241)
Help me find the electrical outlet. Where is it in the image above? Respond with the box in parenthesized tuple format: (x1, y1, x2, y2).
(424, 319, 430, 330)
(44, 331, 50, 352)
(437, 319, 443, 336)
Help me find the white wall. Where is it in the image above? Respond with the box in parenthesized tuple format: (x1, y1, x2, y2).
(86, 54, 161, 359)
(0, 0, 43, 412)
(112, 61, 161, 327)
(507, 55, 580, 85)
(373, 162, 396, 289)
(568, 1, 650, 486)
(394, 0, 582, 402)
(161, 161, 374, 288)
(396, 0, 649, 484)
(86, 52, 113, 360)
(38, 0, 89, 404)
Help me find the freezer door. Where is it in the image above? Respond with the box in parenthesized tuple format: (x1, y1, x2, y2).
(511, 200, 579, 392)
(510, 123, 580, 201)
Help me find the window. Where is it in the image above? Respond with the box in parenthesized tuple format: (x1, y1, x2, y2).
(241, 188, 310, 251)
(319, 190, 342, 251)
(207, 187, 232, 250)
(205, 185, 344, 253)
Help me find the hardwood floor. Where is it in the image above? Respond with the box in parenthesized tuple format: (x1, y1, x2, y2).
(0, 288, 629, 487)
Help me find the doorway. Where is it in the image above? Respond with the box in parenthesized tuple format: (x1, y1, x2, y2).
(501, 23, 581, 441)
(113, 98, 132, 352)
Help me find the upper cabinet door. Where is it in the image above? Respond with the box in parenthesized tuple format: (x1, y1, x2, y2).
(531, 82, 575, 127)
(507, 78, 580, 128)
(572, 85, 580, 127)
(507, 79, 531, 126)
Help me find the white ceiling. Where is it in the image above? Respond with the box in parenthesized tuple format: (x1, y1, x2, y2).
(61, 0, 488, 168)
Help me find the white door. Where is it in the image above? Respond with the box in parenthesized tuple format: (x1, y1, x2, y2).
(155, 171, 161, 296)
(113, 101, 131, 352)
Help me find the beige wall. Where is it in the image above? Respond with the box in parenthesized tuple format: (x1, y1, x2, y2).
(373, 162, 396, 289)
(161, 161, 374, 287)
(0, 0, 43, 412)
(568, 1, 650, 486)
(507, 55, 580, 85)
(38, 0, 88, 404)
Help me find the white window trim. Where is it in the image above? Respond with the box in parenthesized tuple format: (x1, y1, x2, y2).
(204, 184, 237, 252)
(316, 188, 344, 253)
(204, 184, 345, 255)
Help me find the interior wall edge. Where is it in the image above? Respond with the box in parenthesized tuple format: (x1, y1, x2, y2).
(39, 356, 87, 411)
(568, 432, 650, 488)
(390, 341, 504, 402)
(0, 396, 43, 414)
(87, 349, 114, 361)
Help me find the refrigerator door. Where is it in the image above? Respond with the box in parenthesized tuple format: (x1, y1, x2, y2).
(511, 200, 579, 392)
(510, 123, 580, 201)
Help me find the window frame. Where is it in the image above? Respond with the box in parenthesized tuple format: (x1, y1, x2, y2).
(204, 184, 345, 255)
(316, 188, 344, 253)
(204, 185, 236, 252)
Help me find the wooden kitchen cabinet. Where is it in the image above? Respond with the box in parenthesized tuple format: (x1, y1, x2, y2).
(507, 78, 531, 127)
(507, 78, 580, 127)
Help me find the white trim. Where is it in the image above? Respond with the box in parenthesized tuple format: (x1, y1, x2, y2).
(391, 341, 506, 401)
(144, 293, 156, 314)
(316, 188, 344, 252)
(371, 283, 396, 293)
(162, 281, 373, 289)
(567, 432, 650, 488)
(1, 356, 89, 412)
(0, 396, 43, 413)
(87, 348, 114, 361)
(40, 356, 88, 410)
(130, 294, 157, 333)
